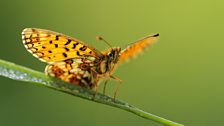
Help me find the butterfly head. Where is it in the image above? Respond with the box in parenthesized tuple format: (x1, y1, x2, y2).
(99, 47, 121, 74)
(96, 36, 121, 63)
(107, 47, 121, 63)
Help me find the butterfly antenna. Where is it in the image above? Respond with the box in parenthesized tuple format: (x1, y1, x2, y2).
(96, 36, 113, 48)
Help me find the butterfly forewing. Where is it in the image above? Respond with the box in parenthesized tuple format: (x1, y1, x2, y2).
(119, 33, 159, 64)
(22, 28, 103, 63)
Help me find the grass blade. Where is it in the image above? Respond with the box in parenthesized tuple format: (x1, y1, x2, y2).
(0, 59, 183, 126)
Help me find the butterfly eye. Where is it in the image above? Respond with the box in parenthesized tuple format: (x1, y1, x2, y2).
(108, 52, 113, 58)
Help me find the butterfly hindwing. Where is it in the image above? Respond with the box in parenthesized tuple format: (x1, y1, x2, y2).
(22, 28, 103, 63)
(119, 33, 159, 64)
(45, 58, 97, 88)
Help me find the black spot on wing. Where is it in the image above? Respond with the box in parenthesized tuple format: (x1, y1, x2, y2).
(73, 43, 79, 49)
(62, 53, 68, 57)
(79, 46, 87, 51)
(77, 51, 81, 56)
(64, 47, 69, 51)
(153, 33, 160, 37)
(55, 35, 60, 40)
(65, 39, 72, 45)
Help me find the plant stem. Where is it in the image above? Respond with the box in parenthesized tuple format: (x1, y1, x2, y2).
(0, 59, 184, 126)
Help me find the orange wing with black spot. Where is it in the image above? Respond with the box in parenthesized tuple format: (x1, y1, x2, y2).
(22, 28, 103, 64)
(119, 33, 159, 63)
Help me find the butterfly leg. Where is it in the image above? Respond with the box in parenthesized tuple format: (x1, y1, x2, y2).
(103, 79, 110, 95)
(92, 84, 99, 100)
(110, 75, 123, 100)
(91, 70, 99, 100)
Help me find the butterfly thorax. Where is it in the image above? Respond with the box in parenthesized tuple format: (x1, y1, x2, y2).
(96, 47, 121, 77)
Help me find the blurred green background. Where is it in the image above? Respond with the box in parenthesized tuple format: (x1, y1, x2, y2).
(0, 0, 224, 126)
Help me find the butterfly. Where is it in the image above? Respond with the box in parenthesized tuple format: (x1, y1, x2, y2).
(22, 28, 159, 99)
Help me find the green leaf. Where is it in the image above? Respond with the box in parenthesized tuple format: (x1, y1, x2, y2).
(0, 59, 183, 126)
